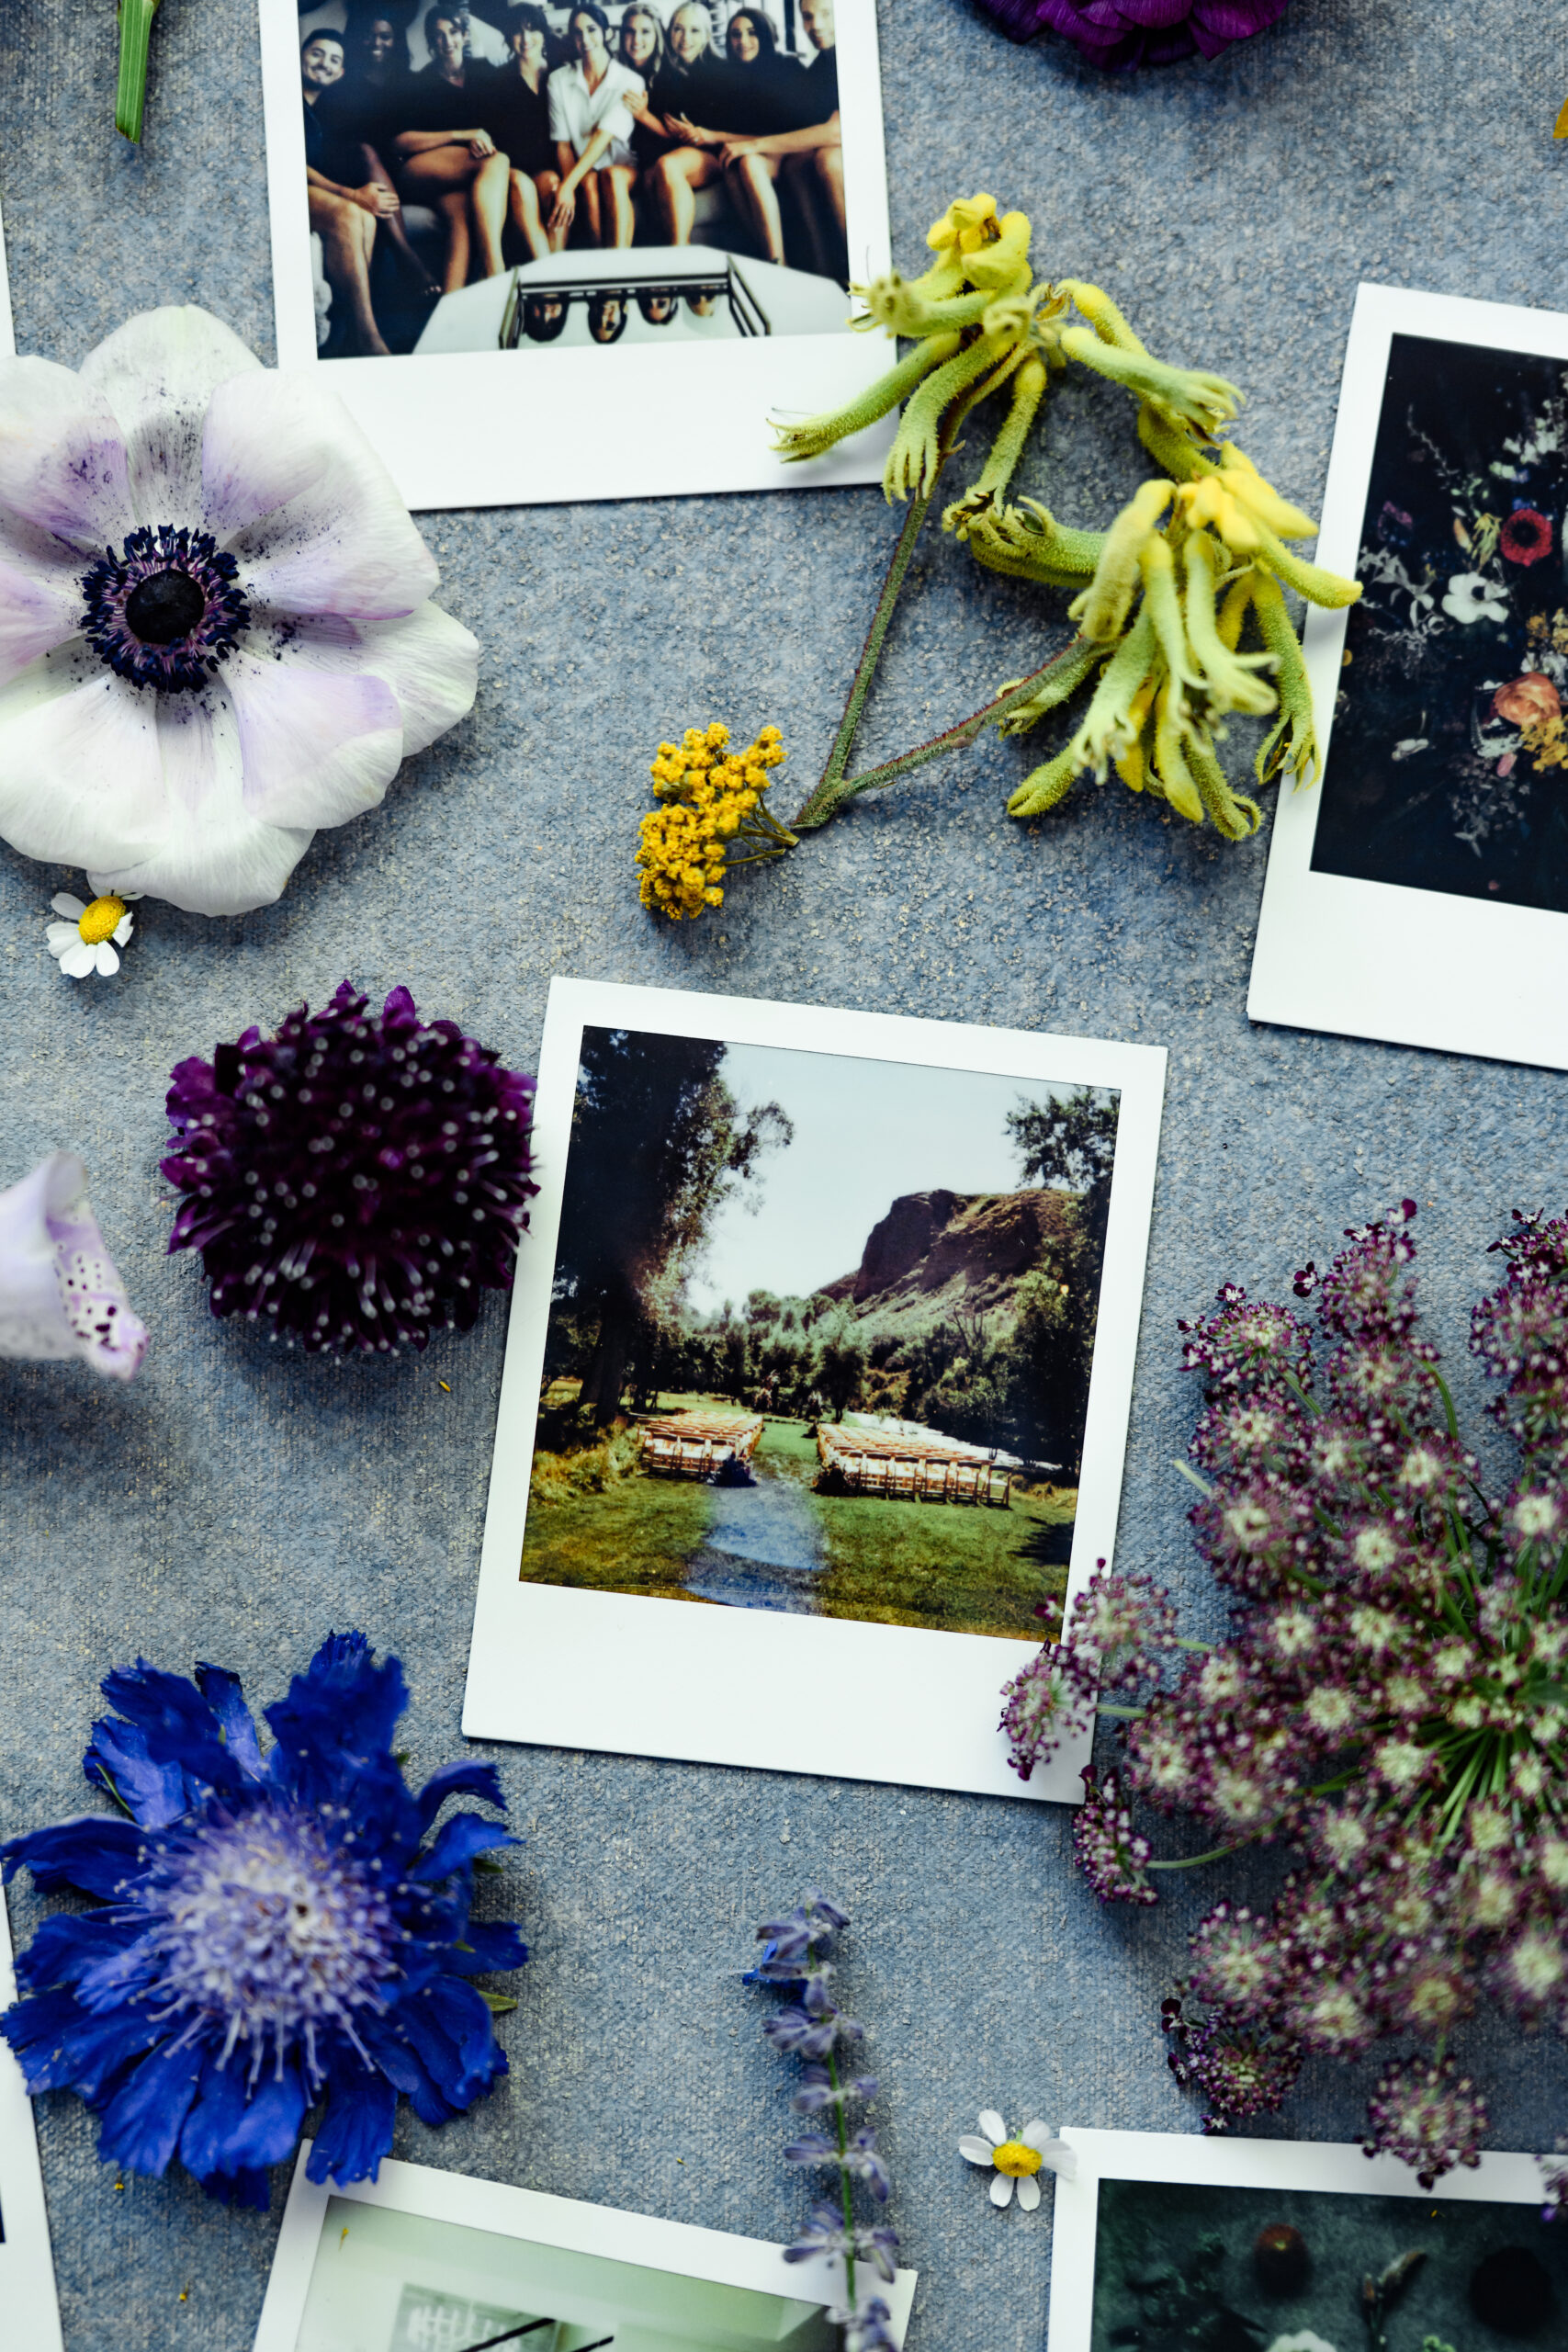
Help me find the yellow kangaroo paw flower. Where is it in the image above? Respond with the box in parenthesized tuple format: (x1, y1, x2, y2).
(1183, 532, 1279, 717)
(1183, 727, 1262, 840)
(773, 334, 960, 465)
(1055, 280, 1149, 356)
(1070, 481, 1174, 642)
(992, 633, 1110, 736)
(1250, 571, 1324, 787)
(1060, 327, 1242, 437)
(1152, 679, 1205, 823)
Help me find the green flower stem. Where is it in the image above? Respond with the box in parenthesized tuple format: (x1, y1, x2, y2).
(116, 0, 161, 142)
(827, 2041, 856, 2312)
(792, 637, 1105, 832)
(1146, 1843, 1245, 1871)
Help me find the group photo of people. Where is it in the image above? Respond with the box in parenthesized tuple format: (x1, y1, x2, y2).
(297, 0, 849, 356)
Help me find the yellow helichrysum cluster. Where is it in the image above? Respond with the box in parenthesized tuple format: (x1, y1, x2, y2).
(773, 195, 1360, 838)
(636, 724, 795, 921)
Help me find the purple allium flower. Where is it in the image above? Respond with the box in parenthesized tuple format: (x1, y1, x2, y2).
(0, 1150, 147, 1378)
(163, 982, 536, 1356)
(976, 0, 1292, 69)
(1364, 2054, 1488, 2189)
(0, 308, 477, 916)
(1021, 1204, 1568, 2184)
(753, 1894, 897, 2332)
(0, 1633, 525, 2205)
(1072, 1768, 1156, 1905)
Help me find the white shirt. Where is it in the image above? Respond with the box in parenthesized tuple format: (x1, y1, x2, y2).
(547, 58, 645, 156)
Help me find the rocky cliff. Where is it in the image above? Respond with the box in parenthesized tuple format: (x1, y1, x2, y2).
(815, 1188, 1077, 1331)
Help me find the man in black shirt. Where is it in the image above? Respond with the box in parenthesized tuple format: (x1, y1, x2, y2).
(302, 28, 398, 354)
(707, 0, 844, 280)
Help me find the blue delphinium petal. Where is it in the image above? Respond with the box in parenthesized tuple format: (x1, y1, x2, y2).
(446, 1920, 530, 1974)
(194, 1663, 265, 1777)
(2, 1815, 142, 1898)
(0, 1633, 525, 2202)
(414, 1760, 505, 1833)
(97, 2039, 206, 2175)
(84, 1715, 188, 1828)
(308, 2053, 398, 2187)
(409, 1815, 516, 1883)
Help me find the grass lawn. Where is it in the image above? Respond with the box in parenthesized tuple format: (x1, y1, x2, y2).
(520, 1470, 713, 1602)
(756, 1420, 1071, 1642)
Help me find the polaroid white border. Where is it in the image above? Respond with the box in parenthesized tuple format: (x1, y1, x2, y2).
(258, 0, 894, 510)
(463, 976, 1167, 1802)
(1047, 2125, 1550, 2352)
(0, 1886, 64, 2352)
(254, 2143, 917, 2352)
(1249, 283, 1568, 1070)
(0, 194, 15, 360)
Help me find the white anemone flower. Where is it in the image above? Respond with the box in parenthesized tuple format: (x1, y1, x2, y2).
(957, 2110, 1075, 2211)
(0, 306, 478, 916)
(0, 1152, 147, 1377)
(46, 888, 140, 978)
(1441, 571, 1507, 626)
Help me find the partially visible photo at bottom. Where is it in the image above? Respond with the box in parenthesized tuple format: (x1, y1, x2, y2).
(1087, 2176, 1568, 2350)
(294, 2196, 842, 2352)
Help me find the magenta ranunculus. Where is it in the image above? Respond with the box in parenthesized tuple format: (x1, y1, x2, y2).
(978, 0, 1292, 68)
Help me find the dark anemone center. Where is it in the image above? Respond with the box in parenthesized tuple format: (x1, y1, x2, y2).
(124, 566, 208, 644)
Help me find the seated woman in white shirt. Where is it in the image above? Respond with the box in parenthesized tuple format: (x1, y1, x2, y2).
(546, 3, 645, 250)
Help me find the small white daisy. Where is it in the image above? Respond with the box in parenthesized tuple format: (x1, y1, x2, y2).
(957, 2110, 1075, 2211)
(46, 890, 139, 978)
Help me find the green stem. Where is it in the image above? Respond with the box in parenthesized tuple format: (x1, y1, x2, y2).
(791, 639, 1101, 832)
(116, 0, 161, 142)
(827, 2042, 855, 2312)
(1147, 1842, 1245, 1871)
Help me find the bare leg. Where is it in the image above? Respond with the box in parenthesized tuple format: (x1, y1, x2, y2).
(727, 151, 785, 264)
(782, 143, 845, 277)
(468, 149, 512, 279)
(579, 169, 605, 247)
(597, 164, 637, 249)
(400, 147, 487, 290)
(507, 167, 551, 264)
(362, 141, 439, 293)
(650, 147, 724, 245)
(308, 187, 391, 356)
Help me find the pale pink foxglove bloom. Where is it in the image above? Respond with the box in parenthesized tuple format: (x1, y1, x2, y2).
(0, 1153, 147, 1376)
(0, 307, 478, 916)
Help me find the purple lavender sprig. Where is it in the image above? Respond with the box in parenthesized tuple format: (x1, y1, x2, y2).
(1001, 1204, 1568, 2190)
(754, 1895, 897, 2335)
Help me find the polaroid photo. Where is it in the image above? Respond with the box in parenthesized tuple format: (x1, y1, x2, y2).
(254, 2143, 918, 2352)
(463, 977, 1166, 1802)
(0, 1888, 65, 2352)
(260, 0, 892, 508)
(1048, 2126, 1562, 2352)
(1249, 283, 1568, 1070)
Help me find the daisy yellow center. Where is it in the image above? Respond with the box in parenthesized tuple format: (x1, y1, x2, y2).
(77, 894, 126, 945)
(992, 2140, 1042, 2177)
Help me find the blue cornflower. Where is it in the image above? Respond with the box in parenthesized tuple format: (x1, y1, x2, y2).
(0, 1633, 526, 2207)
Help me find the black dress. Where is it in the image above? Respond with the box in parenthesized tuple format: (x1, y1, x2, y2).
(633, 53, 731, 164)
(479, 66, 554, 178)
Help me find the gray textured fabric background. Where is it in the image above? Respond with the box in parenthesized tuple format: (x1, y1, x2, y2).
(2, 2, 1567, 2347)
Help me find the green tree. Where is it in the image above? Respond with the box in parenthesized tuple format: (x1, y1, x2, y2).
(1006, 1085, 1120, 1251)
(553, 1028, 791, 1425)
(817, 1328, 866, 1421)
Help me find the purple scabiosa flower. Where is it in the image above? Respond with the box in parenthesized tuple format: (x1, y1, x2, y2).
(1072, 1768, 1156, 1905)
(752, 1895, 898, 2341)
(1019, 1203, 1568, 2185)
(163, 982, 536, 1355)
(0, 1633, 525, 2205)
(976, 0, 1291, 69)
(0, 309, 476, 916)
(0, 1150, 148, 1377)
(1364, 2054, 1488, 2189)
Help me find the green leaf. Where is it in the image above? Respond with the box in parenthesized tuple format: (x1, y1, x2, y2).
(478, 1991, 519, 2016)
(116, 0, 162, 143)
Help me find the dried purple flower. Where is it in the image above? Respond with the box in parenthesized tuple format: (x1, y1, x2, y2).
(163, 983, 536, 1356)
(1073, 1769, 1156, 1905)
(1015, 1204, 1568, 2185)
(1363, 2055, 1488, 2190)
(975, 0, 1292, 67)
(753, 1894, 897, 2342)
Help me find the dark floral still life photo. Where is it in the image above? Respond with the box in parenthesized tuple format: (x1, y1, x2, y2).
(1313, 333, 1568, 917)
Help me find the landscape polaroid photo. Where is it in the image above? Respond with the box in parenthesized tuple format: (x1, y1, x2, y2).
(464, 978, 1166, 1801)
(254, 2144, 917, 2352)
(259, 0, 892, 507)
(0, 1889, 65, 2352)
(1047, 2128, 1563, 2352)
(1250, 283, 1568, 1070)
